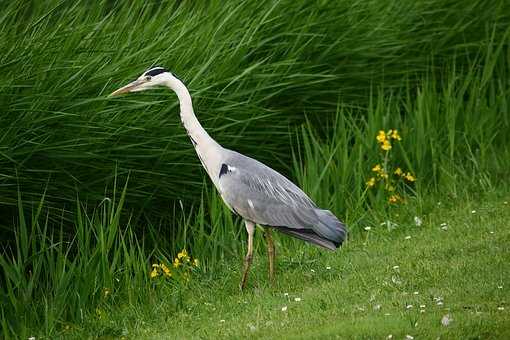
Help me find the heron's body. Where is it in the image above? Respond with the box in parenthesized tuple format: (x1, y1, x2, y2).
(111, 67, 347, 289)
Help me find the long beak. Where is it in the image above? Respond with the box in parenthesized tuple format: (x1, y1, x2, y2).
(109, 79, 145, 97)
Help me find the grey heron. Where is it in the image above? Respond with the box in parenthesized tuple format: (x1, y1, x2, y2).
(110, 67, 347, 289)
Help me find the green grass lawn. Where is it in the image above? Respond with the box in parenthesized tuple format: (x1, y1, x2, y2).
(68, 193, 509, 339)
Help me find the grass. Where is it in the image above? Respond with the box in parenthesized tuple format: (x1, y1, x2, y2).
(1, 0, 510, 337)
(1, 0, 509, 214)
(59, 191, 510, 339)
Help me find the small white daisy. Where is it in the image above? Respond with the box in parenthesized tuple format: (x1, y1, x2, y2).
(405, 235, 411, 240)
(414, 216, 422, 226)
(441, 314, 452, 326)
(294, 297, 301, 302)
(281, 306, 288, 312)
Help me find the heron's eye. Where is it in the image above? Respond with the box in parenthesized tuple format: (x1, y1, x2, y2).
(145, 76, 152, 81)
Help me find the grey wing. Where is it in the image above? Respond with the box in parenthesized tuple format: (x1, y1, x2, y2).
(218, 151, 317, 227)
(217, 151, 346, 249)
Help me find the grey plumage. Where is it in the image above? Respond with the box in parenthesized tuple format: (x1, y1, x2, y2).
(217, 150, 347, 250)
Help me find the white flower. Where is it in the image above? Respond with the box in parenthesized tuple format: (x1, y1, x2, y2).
(406, 335, 414, 340)
(471, 210, 476, 214)
(498, 286, 503, 289)
(392, 265, 399, 270)
(413, 291, 419, 295)
(420, 309, 425, 313)
(220, 319, 225, 323)
(498, 307, 505, 311)
(440, 222, 448, 227)
(326, 266, 331, 270)
(406, 304, 413, 309)
(284, 293, 289, 297)
(294, 297, 301, 302)
(441, 314, 452, 326)
(420, 304, 426, 308)
(310, 269, 315, 273)
(248, 324, 256, 332)
(387, 335, 393, 339)
(373, 304, 381, 311)
(405, 235, 411, 240)
(364, 226, 371, 231)
(281, 306, 288, 312)
(414, 216, 422, 226)
(437, 301, 444, 306)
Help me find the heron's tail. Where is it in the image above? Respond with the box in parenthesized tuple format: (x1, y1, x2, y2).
(274, 209, 347, 251)
(313, 209, 347, 248)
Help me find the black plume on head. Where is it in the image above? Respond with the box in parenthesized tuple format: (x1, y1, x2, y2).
(144, 67, 167, 77)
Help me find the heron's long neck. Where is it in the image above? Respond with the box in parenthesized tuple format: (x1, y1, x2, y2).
(166, 77, 223, 184)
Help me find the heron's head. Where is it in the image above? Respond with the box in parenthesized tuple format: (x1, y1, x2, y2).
(110, 67, 173, 96)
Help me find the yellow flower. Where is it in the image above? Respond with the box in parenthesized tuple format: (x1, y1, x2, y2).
(161, 263, 172, 277)
(394, 167, 403, 176)
(173, 258, 181, 268)
(177, 249, 188, 260)
(385, 184, 395, 192)
(150, 268, 159, 278)
(381, 140, 392, 151)
(376, 130, 386, 143)
(192, 258, 199, 267)
(388, 194, 400, 204)
(379, 171, 389, 179)
(366, 177, 376, 188)
(372, 164, 382, 173)
(390, 129, 402, 140)
(103, 287, 111, 298)
(404, 172, 416, 182)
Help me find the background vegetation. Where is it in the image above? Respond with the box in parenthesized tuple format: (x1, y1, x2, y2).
(0, 0, 509, 337)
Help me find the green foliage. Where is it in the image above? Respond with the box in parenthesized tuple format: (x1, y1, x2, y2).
(1, 0, 510, 337)
(0, 0, 509, 216)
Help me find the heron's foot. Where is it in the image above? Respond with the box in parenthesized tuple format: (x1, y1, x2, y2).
(240, 254, 253, 291)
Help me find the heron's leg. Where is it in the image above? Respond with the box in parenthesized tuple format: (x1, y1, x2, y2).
(265, 228, 276, 283)
(240, 220, 255, 291)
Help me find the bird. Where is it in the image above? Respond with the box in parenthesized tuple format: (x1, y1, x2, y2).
(110, 67, 347, 289)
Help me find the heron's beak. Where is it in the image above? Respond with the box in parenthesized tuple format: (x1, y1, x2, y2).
(109, 79, 146, 97)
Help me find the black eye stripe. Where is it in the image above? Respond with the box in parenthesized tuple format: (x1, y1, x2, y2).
(144, 67, 166, 77)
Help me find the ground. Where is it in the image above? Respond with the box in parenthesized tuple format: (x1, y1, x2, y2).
(73, 193, 510, 339)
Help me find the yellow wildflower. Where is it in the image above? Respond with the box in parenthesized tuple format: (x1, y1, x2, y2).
(394, 167, 403, 176)
(372, 164, 382, 173)
(103, 287, 111, 298)
(366, 177, 376, 188)
(404, 172, 416, 182)
(161, 263, 172, 277)
(379, 171, 388, 179)
(388, 194, 400, 204)
(150, 268, 159, 278)
(385, 184, 395, 192)
(192, 258, 199, 267)
(177, 249, 188, 260)
(381, 140, 392, 151)
(390, 129, 401, 140)
(173, 258, 181, 268)
(376, 130, 386, 143)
